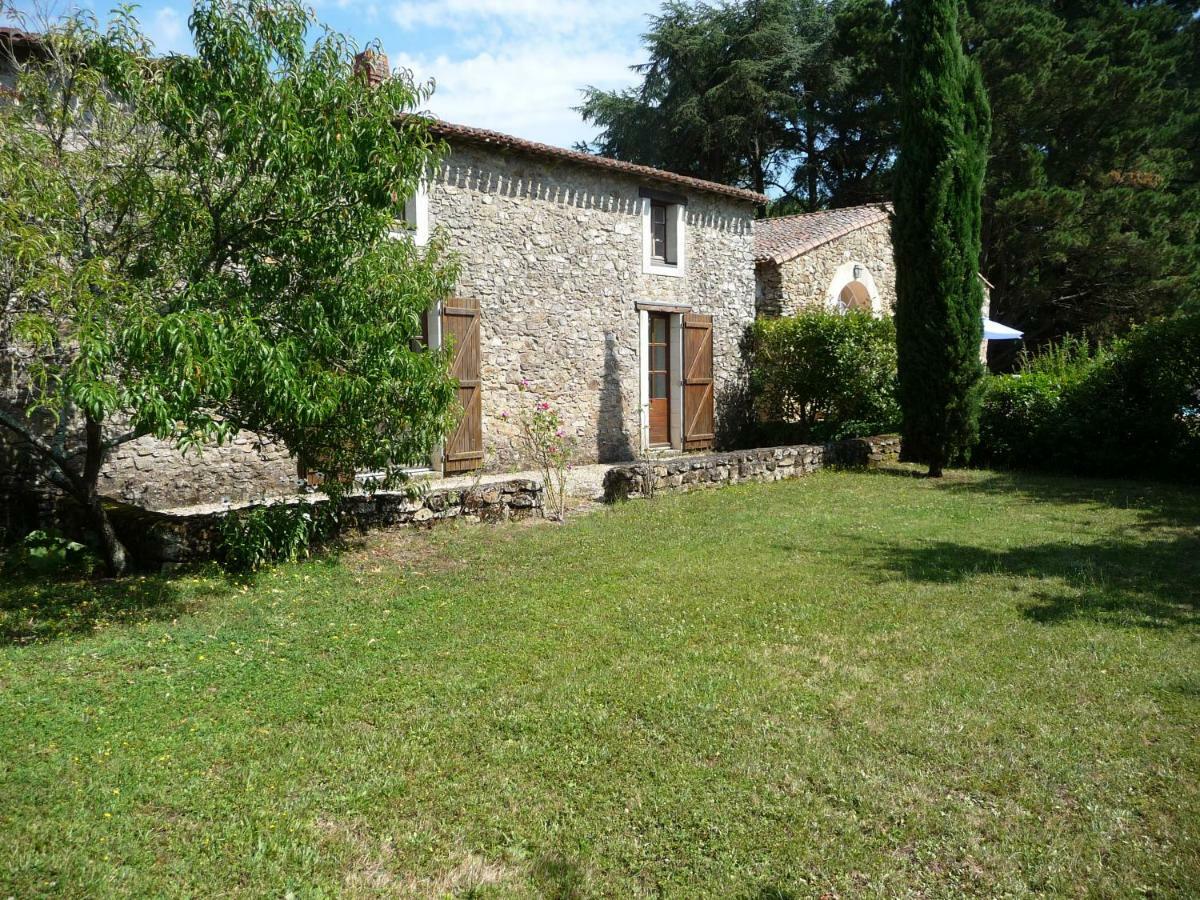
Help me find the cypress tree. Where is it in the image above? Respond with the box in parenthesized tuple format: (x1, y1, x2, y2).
(892, 0, 990, 477)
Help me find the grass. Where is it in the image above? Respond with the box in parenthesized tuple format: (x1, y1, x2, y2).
(1, 467, 1198, 897)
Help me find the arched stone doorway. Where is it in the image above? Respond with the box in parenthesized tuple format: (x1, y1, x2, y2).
(827, 260, 882, 315)
(838, 280, 873, 313)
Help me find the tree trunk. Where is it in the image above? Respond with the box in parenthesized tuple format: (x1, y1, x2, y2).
(752, 136, 766, 198)
(804, 101, 819, 210)
(83, 414, 130, 576)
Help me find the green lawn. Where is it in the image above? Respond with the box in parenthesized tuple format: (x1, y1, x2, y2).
(2, 468, 1198, 898)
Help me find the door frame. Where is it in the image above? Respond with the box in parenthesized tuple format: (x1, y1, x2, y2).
(646, 311, 672, 448)
(638, 302, 691, 452)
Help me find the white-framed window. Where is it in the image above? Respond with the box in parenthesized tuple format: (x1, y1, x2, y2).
(641, 189, 686, 277)
(390, 177, 429, 246)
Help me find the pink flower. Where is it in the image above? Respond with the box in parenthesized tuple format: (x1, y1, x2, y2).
(538, 402, 550, 411)
(555, 428, 565, 437)
(500, 410, 509, 419)
(520, 378, 530, 388)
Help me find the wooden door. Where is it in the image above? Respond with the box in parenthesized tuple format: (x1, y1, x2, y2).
(682, 313, 714, 451)
(648, 312, 671, 447)
(442, 298, 483, 474)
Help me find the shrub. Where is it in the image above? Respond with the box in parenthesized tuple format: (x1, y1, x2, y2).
(504, 380, 577, 521)
(976, 335, 1105, 469)
(3, 529, 100, 578)
(976, 312, 1200, 480)
(217, 503, 340, 574)
(745, 311, 900, 443)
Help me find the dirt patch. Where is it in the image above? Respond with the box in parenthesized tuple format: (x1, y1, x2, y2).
(339, 525, 474, 577)
(314, 816, 519, 897)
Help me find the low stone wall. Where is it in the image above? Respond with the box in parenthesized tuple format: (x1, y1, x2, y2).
(111, 478, 543, 568)
(602, 435, 900, 501)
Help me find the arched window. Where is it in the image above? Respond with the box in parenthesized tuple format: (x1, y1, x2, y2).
(827, 260, 882, 315)
(838, 281, 872, 313)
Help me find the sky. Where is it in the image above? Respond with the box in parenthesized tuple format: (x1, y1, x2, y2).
(4, 0, 663, 148)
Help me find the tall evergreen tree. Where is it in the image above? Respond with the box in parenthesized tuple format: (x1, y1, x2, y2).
(892, 0, 991, 477)
(577, 0, 840, 204)
(821, 0, 900, 207)
(964, 0, 1200, 358)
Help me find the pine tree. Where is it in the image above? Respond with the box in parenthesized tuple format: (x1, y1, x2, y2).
(892, 0, 991, 477)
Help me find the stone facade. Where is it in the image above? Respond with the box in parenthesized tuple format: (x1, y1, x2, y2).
(603, 434, 901, 501)
(101, 434, 297, 510)
(0, 108, 759, 524)
(428, 141, 758, 468)
(756, 217, 896, 318)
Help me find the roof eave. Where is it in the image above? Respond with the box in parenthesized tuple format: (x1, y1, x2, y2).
(412, 117, 767, 206)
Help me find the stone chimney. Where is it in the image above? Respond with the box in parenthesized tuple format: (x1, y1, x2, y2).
(354, 49, 389, 87)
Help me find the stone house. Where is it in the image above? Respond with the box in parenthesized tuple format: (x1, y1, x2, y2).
(754, 202, 1004, 363)
(1, 35, 765, 520)
(754, 204, 896, 317)
(406, 119, 762, 474)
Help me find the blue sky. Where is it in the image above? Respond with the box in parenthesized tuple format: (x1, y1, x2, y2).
(4, 0, 663, 148)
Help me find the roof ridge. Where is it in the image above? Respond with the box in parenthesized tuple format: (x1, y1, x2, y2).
(754, 202, 893, 265)
(759, 202, 892, 226)
(417, 117, 767, 206)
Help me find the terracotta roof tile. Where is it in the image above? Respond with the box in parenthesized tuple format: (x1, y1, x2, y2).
(423, 118, 767, 206)
(755, 203, 891, 265)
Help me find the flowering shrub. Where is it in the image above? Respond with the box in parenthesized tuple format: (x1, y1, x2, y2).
(504, 381, 576, 521)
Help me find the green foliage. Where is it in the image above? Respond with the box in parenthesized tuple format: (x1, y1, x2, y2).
(578, 0, 842, 203)
(892, 0, 990, 475)
(0, 1, 458, 574)
(746, 311, 899, 442)
(216, 503, 340, 574)
(819, 0, 900, 207)
(3, 530, 99, 578)
(977, 311, 1200, 480)
(576, 0, 899, 210)
(964, 0, 1200, 351)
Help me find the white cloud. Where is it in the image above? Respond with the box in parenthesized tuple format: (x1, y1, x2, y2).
(394, 43, 640, 148)
(145, 6, 189, 55)
(384, 0, 655, 146)
(391, 0, 651, 34)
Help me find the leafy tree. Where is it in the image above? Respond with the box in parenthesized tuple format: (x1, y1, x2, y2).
(821, 0, 900, 207)
(892, 0, 991, 476)
(578, 0, 839, 203)
(0, 1, 458, 574)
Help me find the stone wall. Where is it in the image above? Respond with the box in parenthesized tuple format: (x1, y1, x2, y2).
(756, 218, 895, 317)
(101, 434, 297, 510)
(111, 477, 543, 569)
(431, 142, 757, 467)
(602, 434, 901, 501)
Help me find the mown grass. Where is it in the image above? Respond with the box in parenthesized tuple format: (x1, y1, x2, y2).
(1, 467, 1198, 897)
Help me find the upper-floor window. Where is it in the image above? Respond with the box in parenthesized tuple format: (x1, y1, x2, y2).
(641, 188, 686, 278)
(390, 177, 429, 246)
(651, 201, 670, 262)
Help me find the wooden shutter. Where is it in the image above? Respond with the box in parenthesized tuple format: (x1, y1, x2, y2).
(682, 313, 715, 451)
(442, 298, 484, 474)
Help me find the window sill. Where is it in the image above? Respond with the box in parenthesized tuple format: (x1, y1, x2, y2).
(644, 261, 685, 278)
